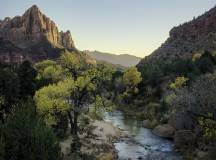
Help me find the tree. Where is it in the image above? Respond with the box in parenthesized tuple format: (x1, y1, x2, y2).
(59, 52, 89, 80)
(111, 70, 125, 103)
(35, 60, 68, 87)
(139, 63, 163, 87)
(2, 100, 61, 160)
(0, 67, 20, 122)
(123, 67, 142, 89)
(34, 79, 72, 126)
(17, 61, 37, 98)
(122, 67, 142, 100)
(35, 52, 115, 139)
(35, 53, 104, 137)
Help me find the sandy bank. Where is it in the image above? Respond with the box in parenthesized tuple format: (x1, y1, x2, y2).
(60, 120, 124, 159)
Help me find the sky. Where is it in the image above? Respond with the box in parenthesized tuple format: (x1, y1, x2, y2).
(0, 0, 215, 57)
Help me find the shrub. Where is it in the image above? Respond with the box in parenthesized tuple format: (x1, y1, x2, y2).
(199, 117, 216, 143)
(144, 102, 161, 120)
(169, 76, 189, 89)
(98, 153, 114, 160)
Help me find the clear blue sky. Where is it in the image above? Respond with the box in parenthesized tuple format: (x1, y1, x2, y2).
(0, 0, 215, 57)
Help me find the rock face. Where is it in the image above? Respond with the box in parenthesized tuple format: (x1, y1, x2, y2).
(0, 5, 76, 63)
(59, 31, 75, 50)
(153, 124, 175, 138)
(0, 38, 28, 63)
(138, 6, 216, 67)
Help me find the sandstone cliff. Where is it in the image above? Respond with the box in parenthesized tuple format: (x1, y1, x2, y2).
(0, 5, 76, 62)
(138, 6, 216, 67)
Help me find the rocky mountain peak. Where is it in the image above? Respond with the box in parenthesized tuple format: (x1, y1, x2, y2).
(0, 5, 77, 63)
(28, 4, 40, 11)
(0, 5, 75, 51)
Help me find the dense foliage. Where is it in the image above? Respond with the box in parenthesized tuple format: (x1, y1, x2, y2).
(1, 49, 216, 159)
(136, 51, 216, 158)
(0, 100, 61, 160)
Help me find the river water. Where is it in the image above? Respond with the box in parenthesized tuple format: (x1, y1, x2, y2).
(103, 111, 182, 160)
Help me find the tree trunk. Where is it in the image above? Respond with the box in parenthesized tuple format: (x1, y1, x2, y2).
(0, 112, 4, 124)
(67, 111, 74, 134)
(73, 111, 78, 137)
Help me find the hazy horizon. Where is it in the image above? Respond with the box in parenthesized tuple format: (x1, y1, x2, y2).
(0, 0, 215, 57)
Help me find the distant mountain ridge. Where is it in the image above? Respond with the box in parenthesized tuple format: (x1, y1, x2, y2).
(0, 5, 76, 63)
(84, 50, 141, 67)
(138, 5, 216, 67)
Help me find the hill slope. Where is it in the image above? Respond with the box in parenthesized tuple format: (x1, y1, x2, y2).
(138, 6, 216, 67)
(84, 50, 141, 67)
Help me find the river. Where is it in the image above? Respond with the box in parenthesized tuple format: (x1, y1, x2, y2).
(103, 111, 182, 160)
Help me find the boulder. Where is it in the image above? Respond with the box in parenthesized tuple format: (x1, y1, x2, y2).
(153, 124, 175, 138)
(143, 120, 152, 129)
(174, 130, 196, 148)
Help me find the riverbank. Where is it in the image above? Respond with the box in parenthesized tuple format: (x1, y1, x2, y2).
(104, 111, 182, 160)
(60, 119, 124, 160)
(115, 106, 212, 160)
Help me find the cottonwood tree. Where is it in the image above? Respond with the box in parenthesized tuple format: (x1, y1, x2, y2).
(122, 67, 142, 103)
(35, 60, 68, 86)
(35, 52, 112, 137)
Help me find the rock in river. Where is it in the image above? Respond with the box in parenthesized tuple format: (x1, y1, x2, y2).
(153, 124, 175, 138)
(143, 120, 152, 129)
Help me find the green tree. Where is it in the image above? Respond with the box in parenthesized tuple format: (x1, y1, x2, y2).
(139, 64, 162, 86)
(123, 67, 142, 100)
(123, 67, 142, 89)
(34, 78, 72, 126)
(35, 60, 68, 86)
(35, 53, 100, 137)
(0, 67, 20, 122)
(17, 61, 37, 98)
(59, 52, 89, 80)
(35, 52, 115, 139)
(2, 100, 61, 160)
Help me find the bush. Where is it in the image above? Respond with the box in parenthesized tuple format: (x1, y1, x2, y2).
(144, 102, 161, 120)
(195, 51, 215, 74)
(199, 117, 216, 143)
(97, 153, 114, 160)
(169, 76, 189, 89)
